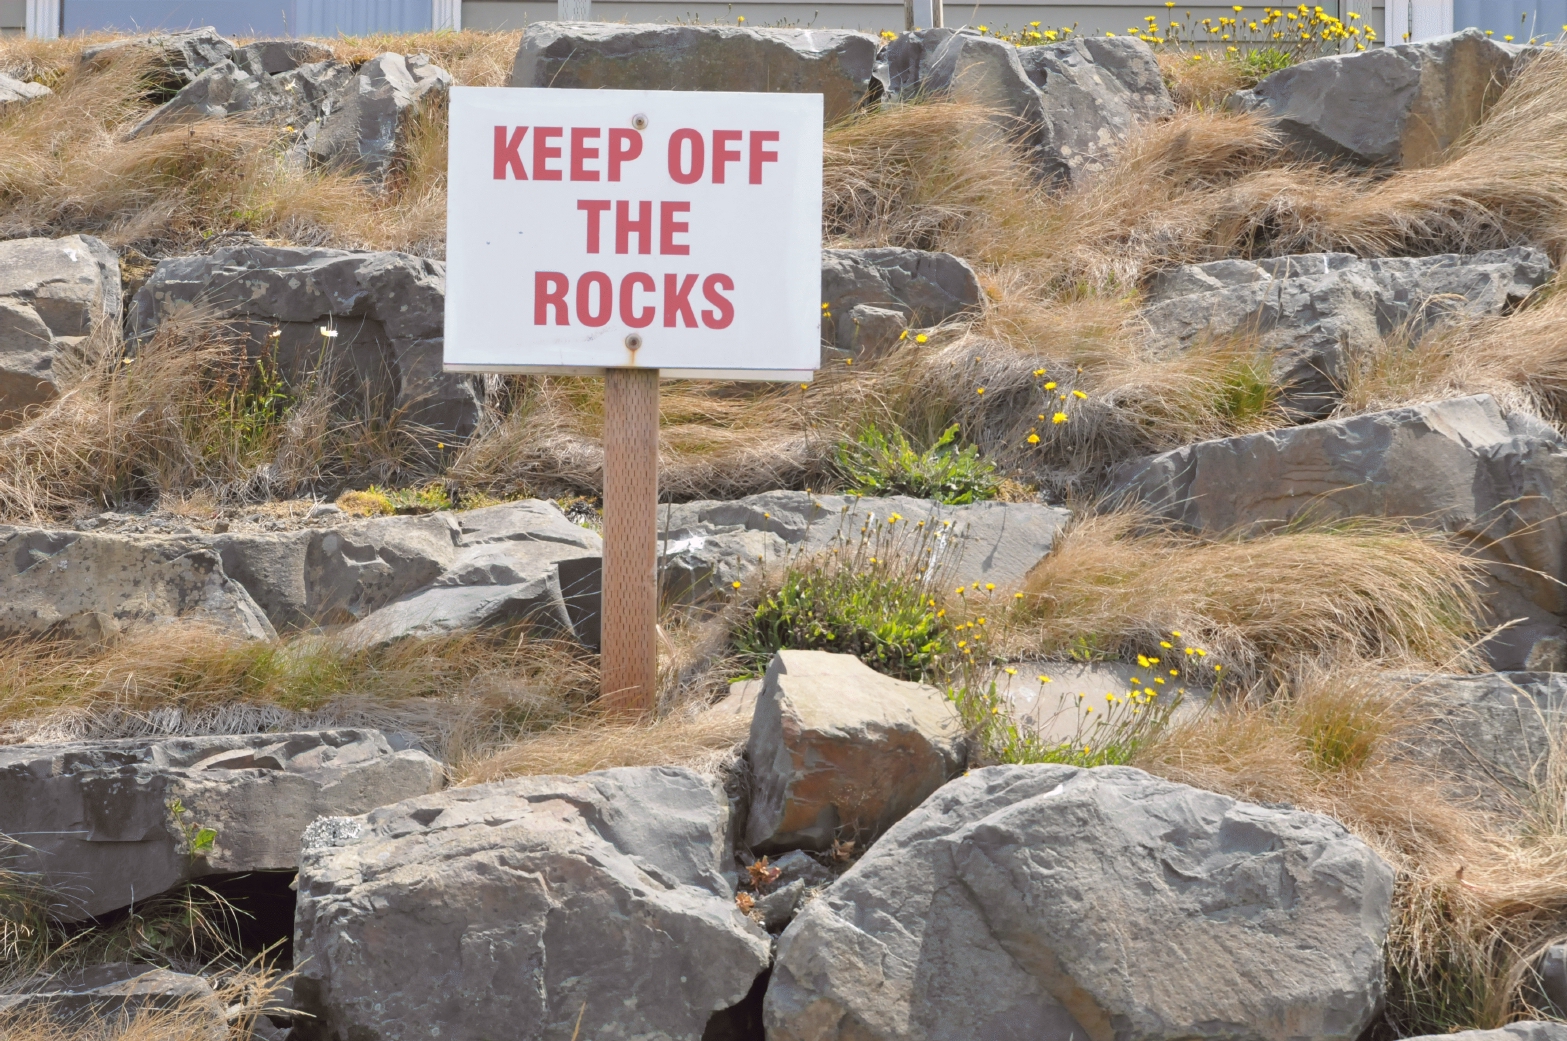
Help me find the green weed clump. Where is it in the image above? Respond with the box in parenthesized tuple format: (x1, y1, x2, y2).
(834, 423, 1000, 505)
(735, 544, 943, 682)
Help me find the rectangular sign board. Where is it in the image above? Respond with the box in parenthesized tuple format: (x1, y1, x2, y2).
(444, 87, 823, 380)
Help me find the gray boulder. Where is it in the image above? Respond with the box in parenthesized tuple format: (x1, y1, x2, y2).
(1395, 672, 1567, 819)
(0, 729, 442, 920)
(300, 53, 452, 181)
(80, 26, 235, 88)
(512, 23, 879, 123)
(885, 29, 1047, 153)
(767, 764, 1394, 1041)
(128, 54, 352, 138)
(1231, 28, 1535, 168)
(131, 243, 478, 438)
(821, 248, 982, 359)
(1018, 35, 1175, 181)
(885, 29, 1171, 183)
(0, 527, 276, 644)
(0, 235, 120, 419)
(1112, 395, 1567, 669)
(292, 766, 771, 1041)
(0, 72, 51, 107)
(0, 964, 224, 1037)
(744, 650, 965, 854)
(661, 490, 1071, 591)
(1142, 247, 1552, 417)
(233, 39, 335, 77)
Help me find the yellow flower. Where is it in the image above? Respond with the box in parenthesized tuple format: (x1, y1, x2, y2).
(1131, 677, 1142, 684)
(936, 609, 945, 617)
(1026, 433, 1040, 444)
(1072, 389, 1087, 399)
(800, 383, 808, 390)
(957, 640, 967, 649)
(1171, 630, 1182, 637)
(1005, 667, 1017, 675)
(898, 329, 908, 341)
(976, 387, 985, 395)
(844, 358, 852, 365)
(1159, 640, 1172, 648)
(731, 580, 742, 589)
(985, 583, 995, 591)
(1170, 669, 1179, 676)
(1033, 368, 1046, 377)
(1014, 591, 1024, 599)
(1052, 412, 1068, 424)
(915, 333, 928, 343)
(1105, 693, 1115, 702)
(1214, 664, 1223, 671)
(1043, 381, 1057, 390)
(1504, 34, 1514, 41)
(1039, 674, 1053, 683)
(1154, 677, 1165, 685)
(1084, 706, 1094, 714)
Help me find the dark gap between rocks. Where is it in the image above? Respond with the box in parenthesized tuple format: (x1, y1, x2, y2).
(702, 968, 769, 1041)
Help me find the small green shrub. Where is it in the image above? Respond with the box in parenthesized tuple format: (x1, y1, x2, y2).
(834, 423, 1000, 505)
(1238, 46, 1295, 84)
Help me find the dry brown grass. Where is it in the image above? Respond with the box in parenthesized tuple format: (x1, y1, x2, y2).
(455, 711, 749, 785)
(1136, 668, 1567, 1032)
(1007, 512, 1488, 684)
(0, 963, 288, 1041)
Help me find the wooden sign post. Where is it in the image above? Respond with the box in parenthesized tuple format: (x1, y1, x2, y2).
(443, 87, 823, 718)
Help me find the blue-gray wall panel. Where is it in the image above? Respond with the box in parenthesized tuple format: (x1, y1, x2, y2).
(295, 0, 429, 34)
(64, 0, 295, 35)
(1454, 1, 1567, 40)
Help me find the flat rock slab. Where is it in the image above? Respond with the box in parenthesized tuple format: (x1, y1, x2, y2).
(1231, 27, 1536, 168)
(0, 729, 442, 920)
(994, 661, 1207, 747)
(744, 649, 965, 853)
(0, 963, 224, 1038)
(293, 766, 771, 1041)
(512, 23, 879, 123)
(131, 243, 478, 438)
(0, 235, 120, 419)
(661, 490, 1071, 592)
(767, 764, 1394, 1041)
(1404, 1027, 1567, 1041)
(1111, 394, 1567, 669)
(0, 527, 276, 644)
(0, 72, 52, 107)
(1141, 247, 1552, 416)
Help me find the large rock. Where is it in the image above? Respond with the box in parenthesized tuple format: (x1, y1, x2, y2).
(512, 23, 879, 123)
(0, 72, 51, 108)
(1395, 672, 1567, 818)
(0, 729, 442, 920)
(210, 501, 600, 648)
(1142, 247, 1552, 416)
(886, 29, 1170, 182)
(292, 766, 771, 1041)
(1112, 395, 1567, 669)
(1018, 35, 1174, 181)
(744, 650, 965, 854)
(0, 527, 276, 644)
(660, 490, 1071, 592)
(821, 248, 982, 360)
(766, 764, 1394, 1041)
(0, 964, 225, 1038)
(1403, 1027, 1567, 1041)
(81, 26, 234, 88)
(233, 39, 335, 77)
(128, 54, 352, 139)
(131, 243, 478, 438)
(300, 52, 451, 181)
(0, 235, 120, 418)
(1231, 28, 1536, 168)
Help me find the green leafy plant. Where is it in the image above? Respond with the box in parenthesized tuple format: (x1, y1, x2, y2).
(834, 423, 1000, 505)
(167, 798, 217, 858)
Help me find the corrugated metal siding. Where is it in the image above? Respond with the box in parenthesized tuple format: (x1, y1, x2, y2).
(295, 0, 430, 34)
(61, 0, 433, 35)
(1453, 1, 1567, 40)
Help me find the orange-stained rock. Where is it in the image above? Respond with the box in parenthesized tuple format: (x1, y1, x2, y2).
(743, 649, 966, 854)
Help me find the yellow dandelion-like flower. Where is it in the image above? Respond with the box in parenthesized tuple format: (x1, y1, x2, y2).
(1033, 368, 1046, 377)
(1072, 389, 1087, 399)
(1005, 667, 1017, 675)
(1039, 674, 1052, 683)
(1052, 412, 1068, 424)
(1154, 677, 1165, 685)
(985, 583, 995, 591)
(1027, 433, 1040, 444)
(1043, 381, 1057, 390)
(1014, 591, 1024, 599)
(731, 580, 742, 589)
(1159, 640, 1172, 648)
(915, 333, 928, 343)
(976, 387, 985, 395)
(1171, 630, 1182, 637)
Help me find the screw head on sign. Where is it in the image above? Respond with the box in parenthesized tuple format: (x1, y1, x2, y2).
(624, 332, 643, 350)
(631, 113, 649, 130)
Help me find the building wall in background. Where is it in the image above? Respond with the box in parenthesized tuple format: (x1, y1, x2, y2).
(1, 0, 26, 33)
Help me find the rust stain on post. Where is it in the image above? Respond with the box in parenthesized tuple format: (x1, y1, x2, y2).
(600, 367, 660, 718)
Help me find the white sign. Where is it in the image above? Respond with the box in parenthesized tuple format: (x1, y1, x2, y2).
(444, 87, 823, 380)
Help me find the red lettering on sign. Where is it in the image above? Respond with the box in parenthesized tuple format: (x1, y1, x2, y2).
(577, 271, 613, 327)
(701, 274, 734, 329)
(616, 200, 653, 255)
(608, 128, 642, 182)
(534, 271, 569, 325)
(570, 127, 601, 181)
(533, 126, 563, 181)
(663, 274, 699, 327)
(494, 126, 527, 180)
(749, 130, 779, 184)
(660, 202, 690, 256)
(668, 129, 704, 185)
(620, 273, 656, 328)
(577, 200, 610, 254)
(712, 130, 743, 184)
